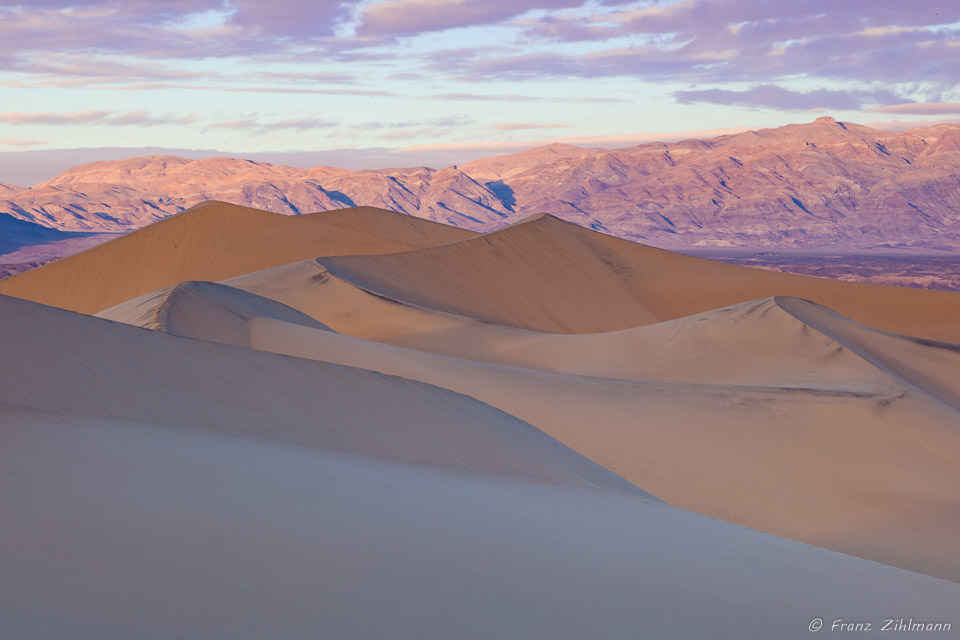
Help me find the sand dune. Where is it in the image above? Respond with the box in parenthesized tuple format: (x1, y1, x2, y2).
(3, 293, 959, 637)
(0, 201, 476, 314)
(98, 280, 334, 348)
(222, 262, 897, 388)
(121, 273, 898, 390)
(102, 278, 960, 581)
(6, 406, 959, 640)
(318, 213, 960, 341)
(0, 293, 633, 491)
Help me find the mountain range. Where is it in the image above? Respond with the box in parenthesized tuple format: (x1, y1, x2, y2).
(3, 117, 960, 252)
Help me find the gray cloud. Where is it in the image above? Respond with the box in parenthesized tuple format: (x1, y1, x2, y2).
(207, 116, 338, 131)
(356, 0, 584, 38)
(675, 85, 906, 111)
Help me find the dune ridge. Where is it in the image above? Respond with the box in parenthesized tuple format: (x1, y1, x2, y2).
(97, 280, 333, 348)
(0, 201, 476, 314)
(317, 213, 960, 341)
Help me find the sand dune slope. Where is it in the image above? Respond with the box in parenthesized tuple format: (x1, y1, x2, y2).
(779, 296, 960, 412)
(6, 294, 959, 637)
(4, 406, 959, 639)
(319, 213, 960, 341)
(105, 279, 960, 581)
(242, 312, 960, 583)
(223, 264, 899, 388)
(0, 293, 633, 492)
(0, 201, 476, 315)
(97, 280, 334, 348)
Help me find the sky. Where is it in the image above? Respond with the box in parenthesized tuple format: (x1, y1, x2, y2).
(2, 0, 960, 183)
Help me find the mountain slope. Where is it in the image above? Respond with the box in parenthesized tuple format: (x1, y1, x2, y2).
(4, 118, 960, 249)
(0, 211, 93, 255)
(462, 117, 960, 249)
(3, 156, 513, 232)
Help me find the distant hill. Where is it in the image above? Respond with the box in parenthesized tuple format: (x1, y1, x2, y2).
(3, 117, 960, 250)
(0, 210, 95, 255)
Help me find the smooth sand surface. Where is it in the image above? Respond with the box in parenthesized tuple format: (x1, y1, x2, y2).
(0, 293, 635, 492)
(4, 407, 958, 640)
(319, 213, 960, 341)
(97, 280, 334, 348)
(106, 279, 960, 581)
(0, 201, 476, 315)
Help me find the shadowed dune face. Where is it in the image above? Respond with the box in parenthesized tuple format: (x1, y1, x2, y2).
(97, 280, 334, 348)
(0, 201, 476, 315)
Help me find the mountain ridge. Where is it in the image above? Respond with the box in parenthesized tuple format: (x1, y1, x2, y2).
(4, 117, 960, 250)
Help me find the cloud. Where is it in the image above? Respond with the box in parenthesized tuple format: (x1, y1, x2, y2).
(0, 1, 363, 60)
(5, 0, 957, 99)
(224, 0, 360, 38)
(674, 84, 905, 111)
(394, 125, 753, 154)
(869, 103, 960, 115)
(368, 116, 476, 141)
(356, 0, 583, 38)
(492, 122, 574, 130)
(0, 110, 198, 126)
(108, 110, 197, 126)
(429, 92, 626, 103)
(0, 137, 47, 148)
(208, 116, 338, 131)
(72, 83, 394, 96)
(865, 117, 960, 130)
(459, 0, 960, 87)
(0, 111, 113, 125)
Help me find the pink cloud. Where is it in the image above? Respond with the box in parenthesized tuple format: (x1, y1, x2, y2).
(864, 117, 960, 130)
(394, 126, 753, 154)
(492, 123, 574, 130)
(0, 137, 47, 148)
(430, 92, 626, 103)
(869, 103, 960, 115)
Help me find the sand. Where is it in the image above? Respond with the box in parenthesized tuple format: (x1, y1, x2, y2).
(3, 296, 959, 638)
(5, 202, 960, 636)
(0, 201, 476, 315)
(318, 213, 960, 341)
(101, 278, 960, 581)
(5, 406, 959, 640)
(98, 280, 334, 348)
